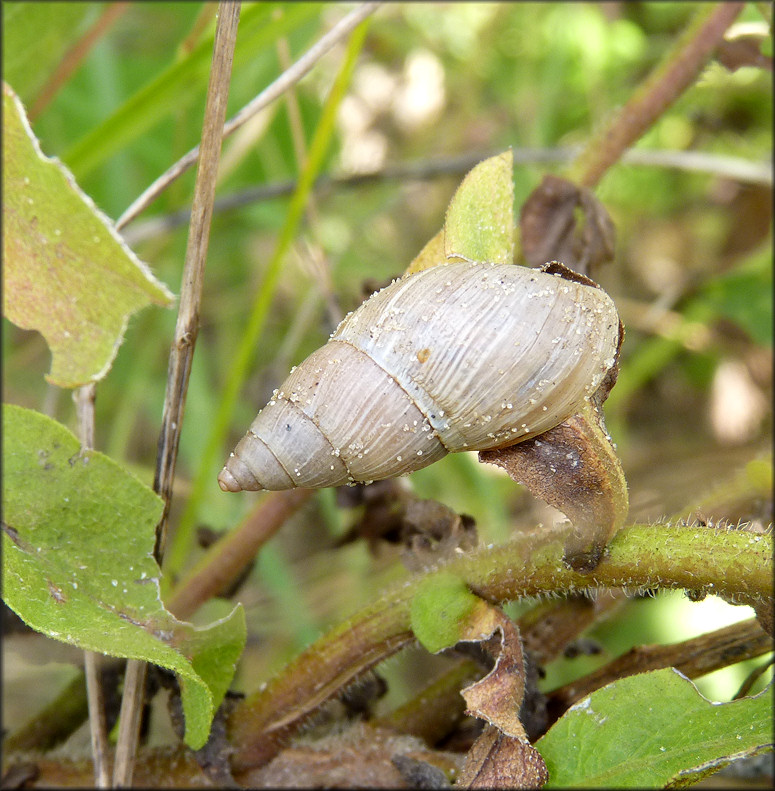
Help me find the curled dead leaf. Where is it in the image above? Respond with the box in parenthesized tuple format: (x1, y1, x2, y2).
(458, 725, 549, 789)
(520, 174, 615, 276)
(452, 598, 548, 788)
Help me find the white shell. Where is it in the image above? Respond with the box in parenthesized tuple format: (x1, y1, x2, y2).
(219, 262, 620, 492)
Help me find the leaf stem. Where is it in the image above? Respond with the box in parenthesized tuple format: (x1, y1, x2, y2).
(227, 521, 773, 772)
(111, 3, 241, 785)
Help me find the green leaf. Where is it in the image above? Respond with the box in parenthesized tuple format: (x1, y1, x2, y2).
(1, 404, 246, 750)
(62, 2, 321, 179)
(444, 149, 514, 264)
(696, 248, 772, 347)
(537, 667, 774, 788)
(1, 2, 101, 106)
(2, 82, 174, 388)
(410, 572, 481, 654)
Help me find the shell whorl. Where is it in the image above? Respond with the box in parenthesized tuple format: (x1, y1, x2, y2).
(219, 262, 620, 492)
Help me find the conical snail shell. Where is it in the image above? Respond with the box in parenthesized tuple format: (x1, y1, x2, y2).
(219, 262, 620, 492)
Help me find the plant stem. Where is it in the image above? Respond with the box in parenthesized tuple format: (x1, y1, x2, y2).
(227, 521, 773, 772)
(547, 617, 771, 715)
(166, 488, 313, 619)
(152, 1, 240, 554)
(569, 2, 745, 188)
(111, 3, 241, 785)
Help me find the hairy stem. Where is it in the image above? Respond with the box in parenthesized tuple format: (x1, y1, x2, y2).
(227, 521, 773, 772)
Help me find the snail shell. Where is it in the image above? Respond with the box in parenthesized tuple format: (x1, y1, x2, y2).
(219, 261, 620, 492)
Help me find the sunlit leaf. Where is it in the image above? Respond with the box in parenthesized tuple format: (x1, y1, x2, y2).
(537, 667, 774, 788)
(444, 149, 514, 264)
(2, 82, 174, 388)
(1, 404, 246, 750)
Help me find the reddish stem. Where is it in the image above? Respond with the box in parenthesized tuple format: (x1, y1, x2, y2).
(572, 2, 745, 188)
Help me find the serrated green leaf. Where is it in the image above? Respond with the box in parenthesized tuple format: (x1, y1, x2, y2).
(537, 667, 774, 788)
(1, 404, 246, 749)
(2, 82, 174, 388)
(444, 149, 514, 264)
(1, 2, 101, 106)
(410, 572, 481, 654)
(63, 2, 321, 179)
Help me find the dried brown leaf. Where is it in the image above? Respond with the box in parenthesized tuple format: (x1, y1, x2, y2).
(716, 36, 773, 72)
(458, 724, 548, 789)
(453, 600, 548, 788)
(519, 174, 615, 275)
(460, 606, 526, 739)
(237, 724, 461, 788)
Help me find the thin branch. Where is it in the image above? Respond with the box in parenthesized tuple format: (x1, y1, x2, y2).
(734, 655, 775, 699)
(116, 2, 382, 231)
(121, 147, 773, 245)
(111, 3, 241, 786)
(74, 384, 110, 788)
(29, 3, 130, 121)
(112, 660, 148, 788)
(570, 2, 746, 188)
(166, 488, 313, 620)
(546, 618, 771, 716)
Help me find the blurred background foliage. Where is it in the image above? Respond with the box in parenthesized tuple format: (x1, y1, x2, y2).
(3, 0, 772, 738)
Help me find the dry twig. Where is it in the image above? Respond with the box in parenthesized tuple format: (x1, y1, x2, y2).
(547, 617, 771, 716)
(570, 2, 746, 187)
(74, 384, 110, 788)
(111, 3, 241, 785)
